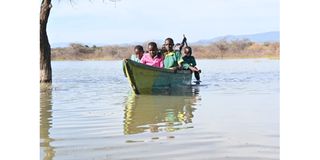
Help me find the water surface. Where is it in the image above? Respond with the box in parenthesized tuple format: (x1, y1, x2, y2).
(41, 59, 279, 160)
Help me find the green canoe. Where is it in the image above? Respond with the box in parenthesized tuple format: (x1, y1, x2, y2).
(123, 59, 192, 94)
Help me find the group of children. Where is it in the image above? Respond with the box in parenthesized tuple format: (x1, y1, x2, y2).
(130, 36, 201, 82)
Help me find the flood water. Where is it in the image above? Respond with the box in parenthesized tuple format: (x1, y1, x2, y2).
(40, 59, 279, 160)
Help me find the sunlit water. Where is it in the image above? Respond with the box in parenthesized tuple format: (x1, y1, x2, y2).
(41, 59, 279, 160)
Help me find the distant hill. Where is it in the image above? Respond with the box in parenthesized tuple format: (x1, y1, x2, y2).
(193, 31, 279, 45)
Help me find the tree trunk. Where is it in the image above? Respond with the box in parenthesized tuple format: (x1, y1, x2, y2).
(40, 0, 52, 83)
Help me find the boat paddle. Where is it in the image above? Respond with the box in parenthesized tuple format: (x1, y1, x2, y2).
(183, 34, 188, 47)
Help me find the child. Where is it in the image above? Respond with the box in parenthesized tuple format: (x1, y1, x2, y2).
(163, 36, 186, 70)
(161, 44, 167, 53)
(140, 42, 164, 68)
(174, 43, 181, 51)
(131, 45, 144, 62)
(182, 46, 201, 83)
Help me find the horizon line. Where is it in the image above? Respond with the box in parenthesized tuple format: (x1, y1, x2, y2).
(51, 30, 280, 47)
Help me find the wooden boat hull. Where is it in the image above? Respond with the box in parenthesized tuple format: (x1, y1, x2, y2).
(123, 59, 192, 94)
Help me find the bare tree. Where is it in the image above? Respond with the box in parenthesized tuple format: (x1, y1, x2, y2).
(215, 39, 228, 59)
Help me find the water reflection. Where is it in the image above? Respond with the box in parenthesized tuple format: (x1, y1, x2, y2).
(40, 84, 54, 160)
(123, 90, 199, 135)
(150, 85, 200, 96)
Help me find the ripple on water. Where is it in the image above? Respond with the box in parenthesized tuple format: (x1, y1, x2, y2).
(41, 60, 279, 160)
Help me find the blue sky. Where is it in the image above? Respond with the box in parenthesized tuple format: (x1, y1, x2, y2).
(48, 0, 279, 45)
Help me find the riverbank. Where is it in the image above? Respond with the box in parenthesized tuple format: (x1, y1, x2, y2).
(52, 40, 279, 61)
(52, 56, 279, 61)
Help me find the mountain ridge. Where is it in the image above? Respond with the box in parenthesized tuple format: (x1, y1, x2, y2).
(193, 31, 279, 45)
(51, 31, 279, 48)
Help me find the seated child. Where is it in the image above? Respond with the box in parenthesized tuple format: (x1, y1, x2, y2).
(131, 45, 144, 62)
(182, 46, 201, 82)
(160, 44, 167, 53)
(163, 36, 186, 70)
(140, 42, 164, 68)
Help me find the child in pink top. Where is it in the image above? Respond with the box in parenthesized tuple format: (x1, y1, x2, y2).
(140, 42, 164, 68)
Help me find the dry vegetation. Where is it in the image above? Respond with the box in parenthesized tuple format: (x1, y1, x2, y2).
(51, 39, 279, 61)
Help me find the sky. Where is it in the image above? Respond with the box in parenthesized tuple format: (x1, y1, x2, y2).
(48, 0, 279, 45)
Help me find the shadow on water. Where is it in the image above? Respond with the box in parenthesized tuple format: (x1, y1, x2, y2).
(40, 84, 55, 160)
(123, 86, 200, 135)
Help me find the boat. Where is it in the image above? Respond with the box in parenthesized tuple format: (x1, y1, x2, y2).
(123, 59, 192, 94)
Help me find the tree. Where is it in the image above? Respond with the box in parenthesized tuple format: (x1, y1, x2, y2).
(40, 0, 52, 83)
(40, 0, 120, 83)
(215, 39, 228, 59)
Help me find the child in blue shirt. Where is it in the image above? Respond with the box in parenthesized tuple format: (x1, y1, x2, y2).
(131, 45, 144, 62)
